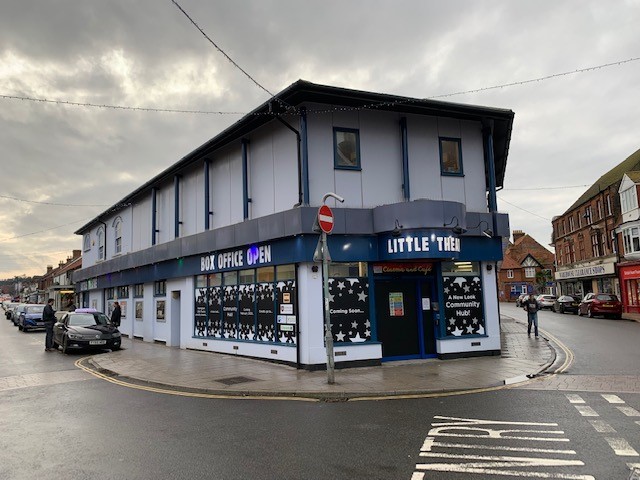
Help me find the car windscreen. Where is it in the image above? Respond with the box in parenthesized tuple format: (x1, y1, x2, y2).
(596, 294, 618, 301)
(68, 313, 110, 327)
(25, 306, 44, 314)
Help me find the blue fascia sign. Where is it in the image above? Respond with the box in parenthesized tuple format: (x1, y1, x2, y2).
(378, 230, 461, 261)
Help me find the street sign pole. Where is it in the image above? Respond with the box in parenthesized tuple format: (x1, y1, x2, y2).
(321, 231, 335, 384)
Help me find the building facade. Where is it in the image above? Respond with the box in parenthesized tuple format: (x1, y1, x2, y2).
(616, 166, 640, 313)
(72, 81, 514, 368)
(498, 230, 555, 301)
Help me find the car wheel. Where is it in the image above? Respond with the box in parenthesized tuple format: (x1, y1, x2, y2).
(588, 307, 594, 318)
(613, 314, 622, 320)
(62, 336, 69, 354)
(560, 306, 565, 314)
(112, 345, 121, 351)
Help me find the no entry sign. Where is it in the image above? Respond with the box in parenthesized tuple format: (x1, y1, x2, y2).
(317, 204, 334, 234)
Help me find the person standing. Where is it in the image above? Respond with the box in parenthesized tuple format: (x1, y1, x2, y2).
(522, 293, 539, 338)
(43, 298, 56, 351)
(111, 301, 122, 327)
(66, 299, 76, 311)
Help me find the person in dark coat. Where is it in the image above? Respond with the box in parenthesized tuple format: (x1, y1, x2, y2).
(522, 293, 540, 338)
(111, 301, 122, 327)
(66, 299, 76, 311)
(43, 298, 56, 351)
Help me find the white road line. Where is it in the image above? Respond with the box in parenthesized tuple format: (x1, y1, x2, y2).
(410, 473, 424, 480)
(421, 439, 576, 455)
(617, 406, 640, 417)
(566, 394, 585, 404)
(601, 394, 625, 404)
(636, 421, 640, 427)
(418, 451, 586, 466)
(604, 437, 639, 456)
(588, 419, 616, 433)
(414, 465, 595, 479)
(574, 405, 599, 417)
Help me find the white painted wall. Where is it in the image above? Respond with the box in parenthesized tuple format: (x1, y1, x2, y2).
(132, 196, 152, 253)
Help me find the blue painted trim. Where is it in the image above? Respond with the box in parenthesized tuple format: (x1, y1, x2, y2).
(299, 107, 310, 205)
(151, 187, 157, 246)
(333, 127, 362, 171)
(174, 175, 180, 239)
(439, 137, 464, 176)
(242, 139, 250, 220)
(368, 263, 377, 342)
(204, 160, 211, 230)
(400, 117, 410, 200)
(483, 126, 498, 213)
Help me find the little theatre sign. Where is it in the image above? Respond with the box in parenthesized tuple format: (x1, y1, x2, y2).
(380, 230, 461, 260)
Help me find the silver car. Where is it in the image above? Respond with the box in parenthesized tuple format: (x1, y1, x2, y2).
(536, 294, 557, 310)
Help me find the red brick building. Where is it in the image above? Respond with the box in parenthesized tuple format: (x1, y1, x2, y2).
(498, 230, 555, 301)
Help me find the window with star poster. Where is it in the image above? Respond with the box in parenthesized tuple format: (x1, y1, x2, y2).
(328, 263, 371, 343)
(441, 261, 485, 337)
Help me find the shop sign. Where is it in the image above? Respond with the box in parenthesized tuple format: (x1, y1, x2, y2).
(378, 230, 461, 260)
(372, 262, 433, 275)
(555, 262, 615, 280)
(200, 243, 272, 272)
(620, 267, 640, 280)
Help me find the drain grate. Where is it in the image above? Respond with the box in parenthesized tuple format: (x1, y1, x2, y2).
(215, 376, 257, 386)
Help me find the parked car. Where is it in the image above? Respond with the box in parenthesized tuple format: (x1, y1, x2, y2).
(536, 294, 557, 310)
(578, 293, 622, 319)
(515, 293, 528, 307)
(53, 310, 122, 354)
(11, 303, 27, 326)
(552, 295, 580, 314)
(18, 304, 45, 332)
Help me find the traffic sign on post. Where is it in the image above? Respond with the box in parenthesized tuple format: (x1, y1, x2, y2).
(318, 204, 334, 234)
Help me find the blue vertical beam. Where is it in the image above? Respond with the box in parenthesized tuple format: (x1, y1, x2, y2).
(204, 159, 211, 230)
(400, 117, 410, 201)
(242, 139, 250, 220)
(483, 123, 498, 213)
(300, 106, 310, 205)
(151, 187, 157, 246)
(174, 175, 180, 239)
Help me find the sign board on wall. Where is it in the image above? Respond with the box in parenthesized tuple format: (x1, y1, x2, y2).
(555, 262, 615, 280)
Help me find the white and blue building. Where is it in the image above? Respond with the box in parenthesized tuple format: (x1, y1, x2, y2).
(73, 81, 514, 369)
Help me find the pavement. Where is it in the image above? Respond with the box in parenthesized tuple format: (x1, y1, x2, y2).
(83, 315, 558, 401)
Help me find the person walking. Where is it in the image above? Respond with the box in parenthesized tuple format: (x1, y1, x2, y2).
(43, 298, 56, 351)
(522, 293, 539, 338)
(111, 301, 122, 327)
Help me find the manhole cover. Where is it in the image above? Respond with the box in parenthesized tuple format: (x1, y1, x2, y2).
(215, 376, 256, 386)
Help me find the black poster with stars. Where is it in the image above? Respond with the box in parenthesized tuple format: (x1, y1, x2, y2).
(223, 285, 238, 338)
(256, 282, 275, 342)
(275, 280, 297, 344)
(238, 284, 255, 340)
(207, 286, 222, 338)
(442, 275, 485, 336)
(195, 288, 207, 337)
(328, 277, 371, 343)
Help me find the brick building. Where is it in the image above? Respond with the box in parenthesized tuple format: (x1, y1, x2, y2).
(498, 230, 555, 301)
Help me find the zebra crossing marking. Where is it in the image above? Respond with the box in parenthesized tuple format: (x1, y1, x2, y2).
(604, 437, 638, 457)
(617, 406, 640, 417)
(588, 420, 616, 433)
(566, 394, 585, 404)
(574, 405, 599, 417)
(602, 394, 625, 404)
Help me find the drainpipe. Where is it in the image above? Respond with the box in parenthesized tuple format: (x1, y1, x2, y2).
(242, 139, 250, 220)
(400, 117, 410, 201)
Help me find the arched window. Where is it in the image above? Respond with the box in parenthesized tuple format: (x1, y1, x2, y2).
(97, 227, 105, 260)
(113, 217, 123, 254)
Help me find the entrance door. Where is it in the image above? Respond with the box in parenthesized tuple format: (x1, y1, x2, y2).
(419, 280, 436, 355)
(375, 280, 419, 358)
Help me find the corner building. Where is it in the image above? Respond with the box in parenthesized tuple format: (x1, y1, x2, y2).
(73, 81, 514, 368)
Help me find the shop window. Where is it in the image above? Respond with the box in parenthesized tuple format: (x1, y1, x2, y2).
(257, 266, 275, 283)
(442, 265, 485, 337)
(329, 266, 371, 343)
(195, 275, 207, 288)
(623, 227, 640, 255)
(154, 280, 166, 297)
(329, 262, 368, 277)
(276, 264, 296, 281)
(222, 271, 238, 338)
(333, 128, 361, 170)
(134, 283, 144, 298)
(238, 269, 256, 340)
(117, 286, 129, 298)
(507, 269, 514, 279)
(439, 137, 463, 176)
(275, 264, 297, 344)
(510, 286, 517, 294)
(206, 273, 222, 338)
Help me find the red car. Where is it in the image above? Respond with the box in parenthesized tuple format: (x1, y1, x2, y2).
(578, 293, 622, 319)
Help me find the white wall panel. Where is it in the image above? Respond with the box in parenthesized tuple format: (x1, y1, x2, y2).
(181, 165, 200, 237)
(306, 105, 339, 206)
(157, 180, 173, 244)
(229, 151, 244, 224)
(211, 150, 232, 228)
(132, 196, 152, 252)
(248, 128, 275, 219)
(460, 120, 487, 211)
(272, 121, 299, 211)
(406, 116, 441, 201)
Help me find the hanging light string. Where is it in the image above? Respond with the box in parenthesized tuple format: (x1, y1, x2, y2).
(1, 55, 639, 115)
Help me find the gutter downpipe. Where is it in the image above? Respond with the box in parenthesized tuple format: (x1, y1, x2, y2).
(204, 160, 211, 230)
(242, 139, 250, 220)
(152, 187, 158, 246)
(400, 117, 410, 201)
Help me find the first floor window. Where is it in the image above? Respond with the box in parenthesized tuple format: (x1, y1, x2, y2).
(154, 280, 166, 296)
(134, 284, 144, 298)
(439, 137, 463, 175)
(334, 128, 360, 169)
(507, 269, 514, 279)
(623, 227, 640, 255)
(525, 267, 536, 278)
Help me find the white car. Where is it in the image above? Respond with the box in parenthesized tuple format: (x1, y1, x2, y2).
(536, 294, 557, 310)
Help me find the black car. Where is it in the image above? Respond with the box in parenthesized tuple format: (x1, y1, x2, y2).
(553, 295, 580, 314)
(53, 309, 121, 354)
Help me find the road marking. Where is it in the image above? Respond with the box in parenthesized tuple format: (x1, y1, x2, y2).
(566, 394, 585, 404)
(413, 416, 593, 478)
(604, 437, 639, 456)
(588, 419, 616, 433)
(574, 405, 599, 417)
(617, 406, 640, 417)
(601, 394, 625, 404)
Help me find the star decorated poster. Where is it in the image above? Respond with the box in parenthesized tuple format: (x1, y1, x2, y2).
(238, 284, 255, 340)
(207, 286, 222, 337)
(194, 288, 207, 337)
(328, 277, 371, 343)
(442, 275, 485, 336)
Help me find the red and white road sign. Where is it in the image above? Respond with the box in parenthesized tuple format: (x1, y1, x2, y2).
(318, 204, 334, 234)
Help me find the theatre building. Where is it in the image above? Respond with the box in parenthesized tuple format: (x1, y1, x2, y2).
(72, 80, 514, 368)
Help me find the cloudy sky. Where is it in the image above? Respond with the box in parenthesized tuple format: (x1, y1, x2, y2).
(1, 0, 639, 278)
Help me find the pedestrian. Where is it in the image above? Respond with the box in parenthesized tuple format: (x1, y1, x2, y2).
(66, 299, 76, 311)
(522, 293, 539, 338)
(111, 301, 121, 327)
(43, 298, 56, 351)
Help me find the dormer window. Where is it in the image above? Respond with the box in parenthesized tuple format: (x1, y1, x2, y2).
(621, 187, 638, 214)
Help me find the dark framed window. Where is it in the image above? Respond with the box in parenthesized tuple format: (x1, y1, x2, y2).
(117, 286, 129, 298)
(333, 128, 361, 170)
(105, 288, 114, 300)
(154, 280, 166, 297)
(439, 137, 463, 176)
(134, 284, 144, 298)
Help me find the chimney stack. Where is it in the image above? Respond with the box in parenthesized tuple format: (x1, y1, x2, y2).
(513, 230, 526, 242)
